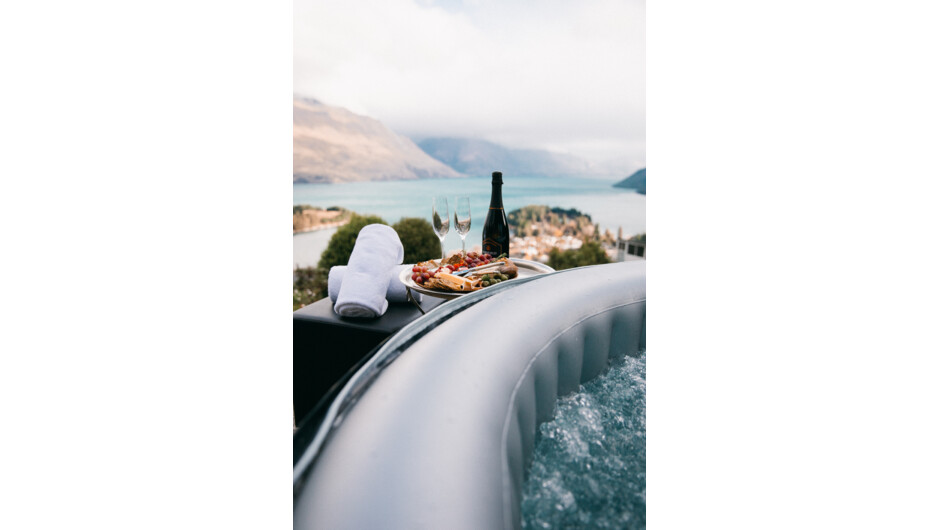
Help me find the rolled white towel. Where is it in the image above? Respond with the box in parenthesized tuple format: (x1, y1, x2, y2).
(334, 224, 404, 318)
(328, 265, 422, 304)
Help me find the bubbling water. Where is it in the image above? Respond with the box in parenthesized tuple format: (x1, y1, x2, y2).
(521, 351, 646, 529)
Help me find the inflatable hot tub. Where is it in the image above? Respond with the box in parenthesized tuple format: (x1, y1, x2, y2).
(294, 260, 646, 529)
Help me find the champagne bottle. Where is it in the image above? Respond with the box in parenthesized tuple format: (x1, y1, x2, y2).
(482, 171, 509, 257)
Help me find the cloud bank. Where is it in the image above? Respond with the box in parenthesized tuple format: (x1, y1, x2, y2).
(294, 0, 645, 170)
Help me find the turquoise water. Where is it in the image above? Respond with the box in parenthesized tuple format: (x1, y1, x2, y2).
(522, 352, 646, 529)
(293, 175, 645, 266)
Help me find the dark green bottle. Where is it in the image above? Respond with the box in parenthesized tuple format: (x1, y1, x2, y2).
(482, 171, 509, 257)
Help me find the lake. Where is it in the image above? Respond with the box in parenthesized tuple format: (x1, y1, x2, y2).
(293, 175, 645, 268)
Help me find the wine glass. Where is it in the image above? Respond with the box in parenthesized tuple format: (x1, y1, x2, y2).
(431, 196, 450, 262)
(454, 196, 471, 258)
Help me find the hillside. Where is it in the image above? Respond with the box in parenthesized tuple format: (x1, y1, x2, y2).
(292, 205, 351, 234)
(417, 137, 598, 178)
(507, 205, 595, 237)
(293, 97, 465, 183)
(613, 168, 646, 194)
(506, 205, 609, 262)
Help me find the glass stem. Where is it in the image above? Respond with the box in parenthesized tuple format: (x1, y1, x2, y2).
(461, 236, 466, 258)
(440, 237, 446, 262)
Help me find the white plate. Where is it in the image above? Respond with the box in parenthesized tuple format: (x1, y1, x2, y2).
(399, 258, 555, 300)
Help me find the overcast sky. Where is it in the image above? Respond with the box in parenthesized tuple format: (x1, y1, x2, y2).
(294, 0, 645, 170)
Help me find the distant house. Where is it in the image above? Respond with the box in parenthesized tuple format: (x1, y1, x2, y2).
(615, 228, 646, 261)
(627, 237, 645, 258)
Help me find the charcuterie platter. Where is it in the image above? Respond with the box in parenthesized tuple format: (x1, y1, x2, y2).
(400, 254, 555, 301)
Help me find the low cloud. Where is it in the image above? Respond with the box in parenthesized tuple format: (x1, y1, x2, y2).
(294, 0, 645, 168)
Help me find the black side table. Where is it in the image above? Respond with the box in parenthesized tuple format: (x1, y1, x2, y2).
(293, 296, 445, 425)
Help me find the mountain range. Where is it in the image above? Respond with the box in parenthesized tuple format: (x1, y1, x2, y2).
(416, 137, 597, 178)
(294, 96, 622, 183)
(293, 97, 462, 183)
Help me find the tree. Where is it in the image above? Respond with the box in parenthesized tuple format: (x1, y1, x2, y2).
(317, 214, 388, 269)
(392, 217, 440, 264)
(575, 240, 610, 266)
(548, 241, 611, 271)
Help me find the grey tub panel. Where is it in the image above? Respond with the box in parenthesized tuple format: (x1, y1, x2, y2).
(295, 261, 646, 530)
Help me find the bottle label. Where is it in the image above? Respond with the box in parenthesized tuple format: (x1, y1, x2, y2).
(483, 238, 504, 256)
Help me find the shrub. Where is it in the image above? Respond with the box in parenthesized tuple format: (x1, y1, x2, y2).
(293, 266, 328, 311)
(548, 241, 611, 271)
(392, 217, 440, 264)
(317, 214, 388, 270)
